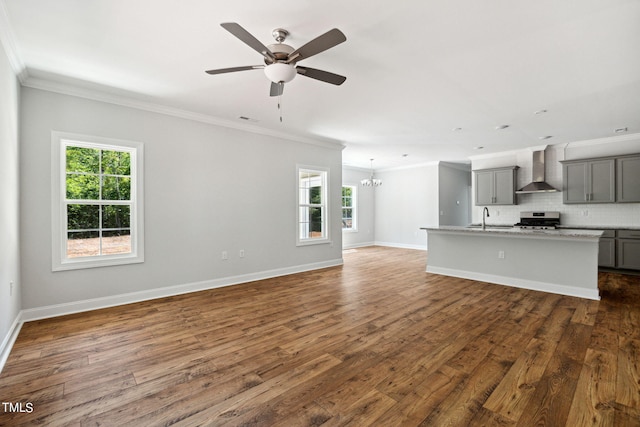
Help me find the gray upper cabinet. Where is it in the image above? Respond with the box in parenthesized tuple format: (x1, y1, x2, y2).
(616, 155, 640, 202)
(562, 159, 615, 203)
(474, 167, 517, 205)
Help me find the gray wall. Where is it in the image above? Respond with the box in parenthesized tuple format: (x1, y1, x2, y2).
(438, 162, 471, 226)
(342, 167, 375, 248)
(374, 163, 440, 249)
(19, 87, 343, 310)
(0, 41, 21, 357)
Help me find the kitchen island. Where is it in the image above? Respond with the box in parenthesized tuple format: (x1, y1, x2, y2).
(421, 226, 603, 300)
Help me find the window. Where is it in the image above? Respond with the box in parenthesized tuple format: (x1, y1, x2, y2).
(52, 132, 144, 270)
(297, 166, 329, 245)
(342, 185, 357, 231)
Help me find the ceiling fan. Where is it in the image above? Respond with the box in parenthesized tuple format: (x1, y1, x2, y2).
(205, 23, 347, 97)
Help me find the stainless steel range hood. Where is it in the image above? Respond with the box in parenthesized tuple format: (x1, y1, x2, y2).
(515, 149, 559, 194)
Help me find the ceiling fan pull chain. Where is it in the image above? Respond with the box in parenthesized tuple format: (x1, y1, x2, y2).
(278, 85, 283, 122)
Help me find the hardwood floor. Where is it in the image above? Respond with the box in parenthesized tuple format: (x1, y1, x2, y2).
(1, 246, 639, 426)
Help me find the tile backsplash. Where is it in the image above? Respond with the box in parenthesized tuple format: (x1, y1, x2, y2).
(474, 192, 640, 228)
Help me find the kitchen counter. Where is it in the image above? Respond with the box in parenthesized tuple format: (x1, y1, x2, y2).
(422, 226, 601, 300)
(558, 224, 640, 231)
(423, 226, 603, 240)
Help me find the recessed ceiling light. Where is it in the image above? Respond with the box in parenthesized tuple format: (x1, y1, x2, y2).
(474, 146, 484, 150)
(402, 154, 409, 157)
(495, 125, 509, 130)
(614, 127, 628, 133)
(538, 136, 553, 140)
(452, 127, 463, 131)
(534, 109, 548, 115)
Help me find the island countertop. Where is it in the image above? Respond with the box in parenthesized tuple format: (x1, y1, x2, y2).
(421, 226, 603, 239)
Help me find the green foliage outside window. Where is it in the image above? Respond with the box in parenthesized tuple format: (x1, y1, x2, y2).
(65, 145, 133, 256)
(342, 186, 354, 229)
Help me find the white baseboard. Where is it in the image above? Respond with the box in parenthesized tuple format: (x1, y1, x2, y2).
(20, 258, 343, 322)
(374, 241, 427, 251)
(342, 241, 375, 250)
(0, 312, 23, 374)
(426, 266, 600, 300)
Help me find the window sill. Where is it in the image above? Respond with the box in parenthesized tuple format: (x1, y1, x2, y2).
(53, 254, 144, 271)
(296, 238, 332, 247)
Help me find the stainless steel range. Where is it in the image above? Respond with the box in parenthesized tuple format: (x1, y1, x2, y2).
(514, 211, 560, 229)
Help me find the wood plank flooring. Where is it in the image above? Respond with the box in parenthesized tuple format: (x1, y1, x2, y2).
(1, 246, 639, 426)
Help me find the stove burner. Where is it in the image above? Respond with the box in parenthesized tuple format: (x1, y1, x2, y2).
(514, 211, 560, 230)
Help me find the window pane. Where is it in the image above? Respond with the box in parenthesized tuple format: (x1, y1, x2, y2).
(309, 207, 323, 237)
(102, 230, 131, 255)
(67, 231, 100, 258)
(66, 146, 100, 173)
(102, 176, 131, 200)
(299, 206, 310, 223)
(298, 168, 326, 242)
(342, 208, 353, 220)
(310, 186, 322, 204)
(67, 204, 100, 230)
(66, 174, 100, 200)
(102, 150, 131, 175)
(102, 205, 131, 229)
(342, 187, 352, 197)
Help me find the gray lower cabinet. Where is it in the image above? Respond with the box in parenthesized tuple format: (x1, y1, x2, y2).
(598, 230, 616, 268)
(616, 230, 640, 270)
(474, 167, 517, 205)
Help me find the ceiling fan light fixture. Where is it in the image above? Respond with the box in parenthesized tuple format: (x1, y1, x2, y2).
(264, 63, 296, 83)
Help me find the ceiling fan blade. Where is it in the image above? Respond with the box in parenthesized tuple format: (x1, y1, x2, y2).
(296, 66, 346, 85)
(220, 23, 276, 62)
(270, 82, 284, 97)
(287, 28, 346, 62)
(205, 65, 264, 75)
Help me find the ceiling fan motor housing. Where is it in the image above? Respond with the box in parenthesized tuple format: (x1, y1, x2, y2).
(266, 43, 294, 62)
(264, 42, 296, 83)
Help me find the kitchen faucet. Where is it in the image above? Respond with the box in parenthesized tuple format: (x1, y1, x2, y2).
(482, 207, 490, 230)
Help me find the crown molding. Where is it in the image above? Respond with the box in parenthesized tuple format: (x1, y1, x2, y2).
(558, 132, 640, 149)
(23, 75, 345, 151)
(0, 0, 27, 82)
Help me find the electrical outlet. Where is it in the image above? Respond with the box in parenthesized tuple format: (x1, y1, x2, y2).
(221, 251, 228, 260)
(239, 249, 245, 258)
(498, 250, 505, 259)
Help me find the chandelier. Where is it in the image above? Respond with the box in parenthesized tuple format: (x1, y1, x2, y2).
(361, 159, 382, 187)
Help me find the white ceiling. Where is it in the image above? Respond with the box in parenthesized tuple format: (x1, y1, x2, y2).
(2, 0, 639, 169)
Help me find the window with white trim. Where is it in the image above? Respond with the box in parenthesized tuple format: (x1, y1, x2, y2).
(52, 132, 144, 271)
(297, 166, 329, 245)
(342, 185, 357, 231)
